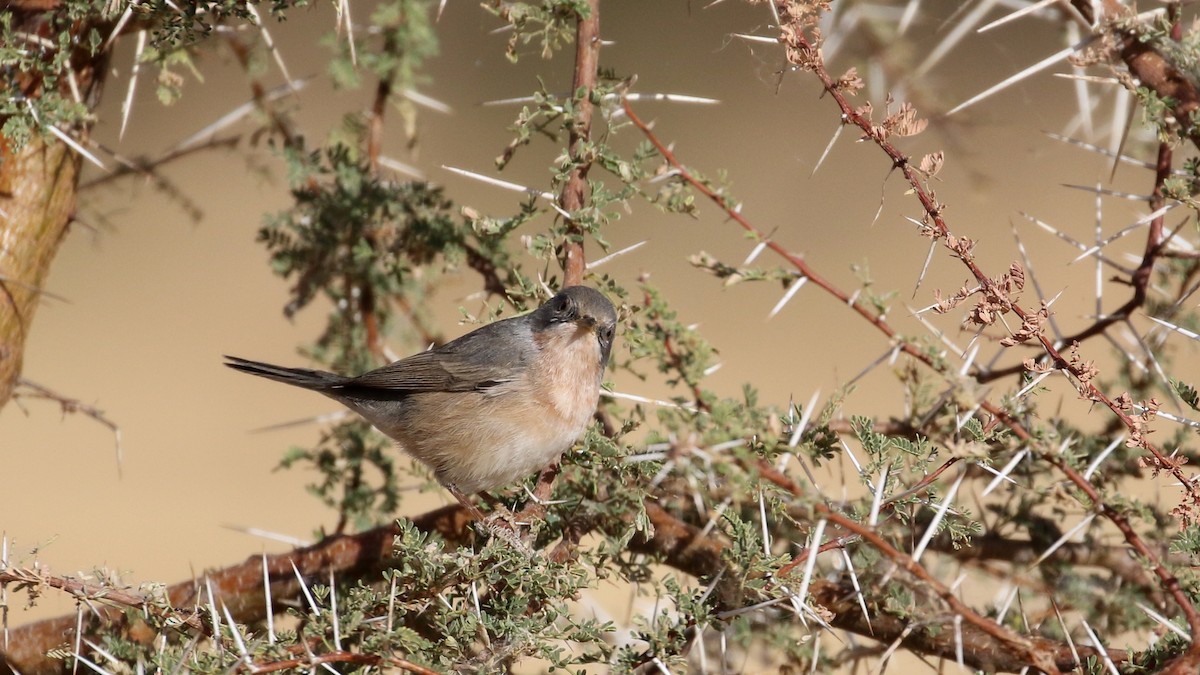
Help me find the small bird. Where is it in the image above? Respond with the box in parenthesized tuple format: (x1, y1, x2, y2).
(225, 286, 617, 520)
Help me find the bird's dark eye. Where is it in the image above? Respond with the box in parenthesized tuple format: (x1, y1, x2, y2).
(556, 297, 575, 319)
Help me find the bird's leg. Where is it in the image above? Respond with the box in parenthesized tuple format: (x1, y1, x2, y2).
(448, 484, 489, 522)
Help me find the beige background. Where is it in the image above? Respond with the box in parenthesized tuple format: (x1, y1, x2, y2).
(4, 0, 1187, 638)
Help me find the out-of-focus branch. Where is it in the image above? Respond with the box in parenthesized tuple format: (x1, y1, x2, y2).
(0, 3, 112, 410)
(1070, 0, 1200, 152)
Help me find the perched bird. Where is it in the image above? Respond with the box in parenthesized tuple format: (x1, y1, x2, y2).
(225, 286, 617, 519)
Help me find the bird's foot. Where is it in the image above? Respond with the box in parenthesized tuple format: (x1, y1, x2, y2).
(448, 484, 532, 554)
(478, 508, 532, 552)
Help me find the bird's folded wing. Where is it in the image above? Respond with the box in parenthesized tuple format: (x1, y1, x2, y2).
(344, 340, 520, 393)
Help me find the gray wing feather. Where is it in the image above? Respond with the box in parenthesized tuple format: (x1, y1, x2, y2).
(343, 319, 528, 393)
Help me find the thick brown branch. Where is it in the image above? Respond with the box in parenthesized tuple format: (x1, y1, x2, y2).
(0, 137, 81, 409)
(0, 505, 473, 674)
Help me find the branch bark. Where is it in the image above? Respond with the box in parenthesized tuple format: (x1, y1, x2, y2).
(0, 138, 79, 407)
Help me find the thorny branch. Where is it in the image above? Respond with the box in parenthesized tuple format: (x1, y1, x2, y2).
(977, 4, 1195, 381)
(750, 460, 1064, 673)
(557, 0, 600, 288)
(1, 498, 1117, 675)
(620, 1, 1200, 664)
(776, 0, 1200, 638)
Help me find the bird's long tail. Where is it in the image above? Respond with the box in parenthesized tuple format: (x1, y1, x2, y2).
(223, 356, 347, 391)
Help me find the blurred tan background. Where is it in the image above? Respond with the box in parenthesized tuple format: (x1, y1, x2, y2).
(4, 0, 1185, 630)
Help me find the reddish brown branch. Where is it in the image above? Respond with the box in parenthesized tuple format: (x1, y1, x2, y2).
(367, 36, 395, 174)
(557, 0, 601, 287)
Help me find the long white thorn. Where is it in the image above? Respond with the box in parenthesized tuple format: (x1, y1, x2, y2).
(174, 78, 310, 152)
(1013, 370, 1054, 401)
(589, 240, 648, 269)
(1149, 315, 1200, 342)
(977, 0, 1059, 32)
(1046, 130, 1178, 173)
(1145, 408, 1200, 431)
(758, 490, 772, 556)
(262, 553, 275, 643)
(119, 30, 147, 141)
(868, 464, 889, 527)
(916, 0, 1002, 77)
(291, 560, 320, 614)
(378, 156, 424, 179)
(1071, 203, 1177, 264)
(839, 547, 872, 633)
(441, 165, 569, 218)
(913, 235, 938, 298)
(1030, 513, 1096, 569)
(1084, 437, 1118, 478)
(1053, 603, 1081, 666)
(1136, 602, 1191, 641)
(794, 519, 827, 616)
(897, 0, 922, 35)
(954, 614, 965, 671)
(742, 239, 769, 266)
(787, 389, 821, 449)
(221, 603, 252, 665)
(403, 89, 454, 114)
(245, 4, 295, 89)
(329, 569, 341, 650)
(811, 123, 844, 177)
(102, 4, 135, 52)
(223, 524, 311, 547)
(1079, 619, 1120, 675)
(339, 0, 357, 66)
(603, 389, 701, 413)
(949, 39, 1092, 116)
(1059, 184, 1148, 200)
(47, 124, 107, 171)
(981, 449, 1028, 496)
(912, 470, 966, 563)
(768, 276, 808, 319)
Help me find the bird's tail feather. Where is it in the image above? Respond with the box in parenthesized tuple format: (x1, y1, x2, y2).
(223, 356, 346, 391)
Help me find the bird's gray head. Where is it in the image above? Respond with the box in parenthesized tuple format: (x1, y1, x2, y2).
(531, 286, 618, 366)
